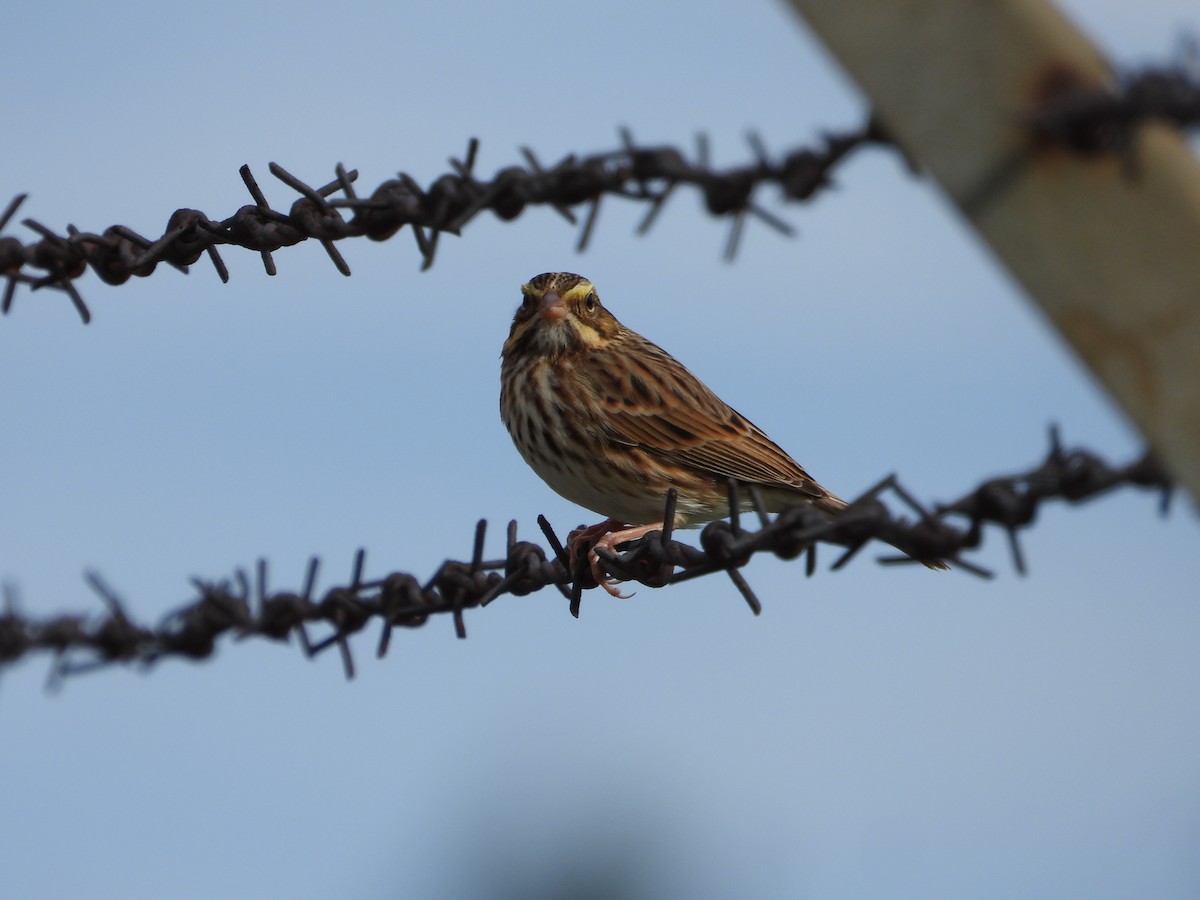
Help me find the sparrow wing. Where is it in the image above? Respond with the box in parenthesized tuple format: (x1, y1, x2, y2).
(587, 337, 837, 505)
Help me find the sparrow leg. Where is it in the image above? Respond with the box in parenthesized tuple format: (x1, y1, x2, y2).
(567, 519, 624, 592)
(588, 522, 665, 598)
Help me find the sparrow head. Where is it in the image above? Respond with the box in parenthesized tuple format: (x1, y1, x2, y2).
(504, 272, 622, 359)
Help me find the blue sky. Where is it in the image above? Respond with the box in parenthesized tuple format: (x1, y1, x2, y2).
(2, 2, 1198, 898)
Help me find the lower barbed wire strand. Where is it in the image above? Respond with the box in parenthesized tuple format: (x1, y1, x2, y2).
(0, 432, 1174, 683)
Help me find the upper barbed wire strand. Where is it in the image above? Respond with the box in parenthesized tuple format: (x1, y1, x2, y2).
(4, 64, 1198, 323)
(0, 123, 889, 324)
(4, 66, 1198, 324)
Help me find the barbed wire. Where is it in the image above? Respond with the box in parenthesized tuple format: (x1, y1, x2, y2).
(3, 61, 1196, 324)
(0, 120, 894, 324)
(1, 60, 1195, 687)
(0, 428, 1174, 687)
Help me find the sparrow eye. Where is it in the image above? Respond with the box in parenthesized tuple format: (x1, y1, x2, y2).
(585, 292, 597, 312)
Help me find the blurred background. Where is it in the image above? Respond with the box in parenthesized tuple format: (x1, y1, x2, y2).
(2, 2, 1198, 897)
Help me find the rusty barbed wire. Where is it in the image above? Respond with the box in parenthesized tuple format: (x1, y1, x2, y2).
(3, 62, 1197, 324)
(0, 428, 1173, 686)
(1, 59, 1195, 686)
(0, 120, 896, 324)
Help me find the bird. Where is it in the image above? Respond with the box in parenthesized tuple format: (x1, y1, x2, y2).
(500, 271, 947, 596)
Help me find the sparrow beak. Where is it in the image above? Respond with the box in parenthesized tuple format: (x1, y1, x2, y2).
(538, 290, 569, 321)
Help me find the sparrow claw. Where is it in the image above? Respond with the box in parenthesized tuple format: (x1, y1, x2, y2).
(590, 524, 665, 599)
(588, 547, 634, 598)
(566, 517, 648, 598)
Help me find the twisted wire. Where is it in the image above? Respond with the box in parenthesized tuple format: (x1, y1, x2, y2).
(0, 428, 1174, 686)
(2, 59, 1195, 685)
(0, 121, 892, 324)
(4, 62, 1196, 324)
